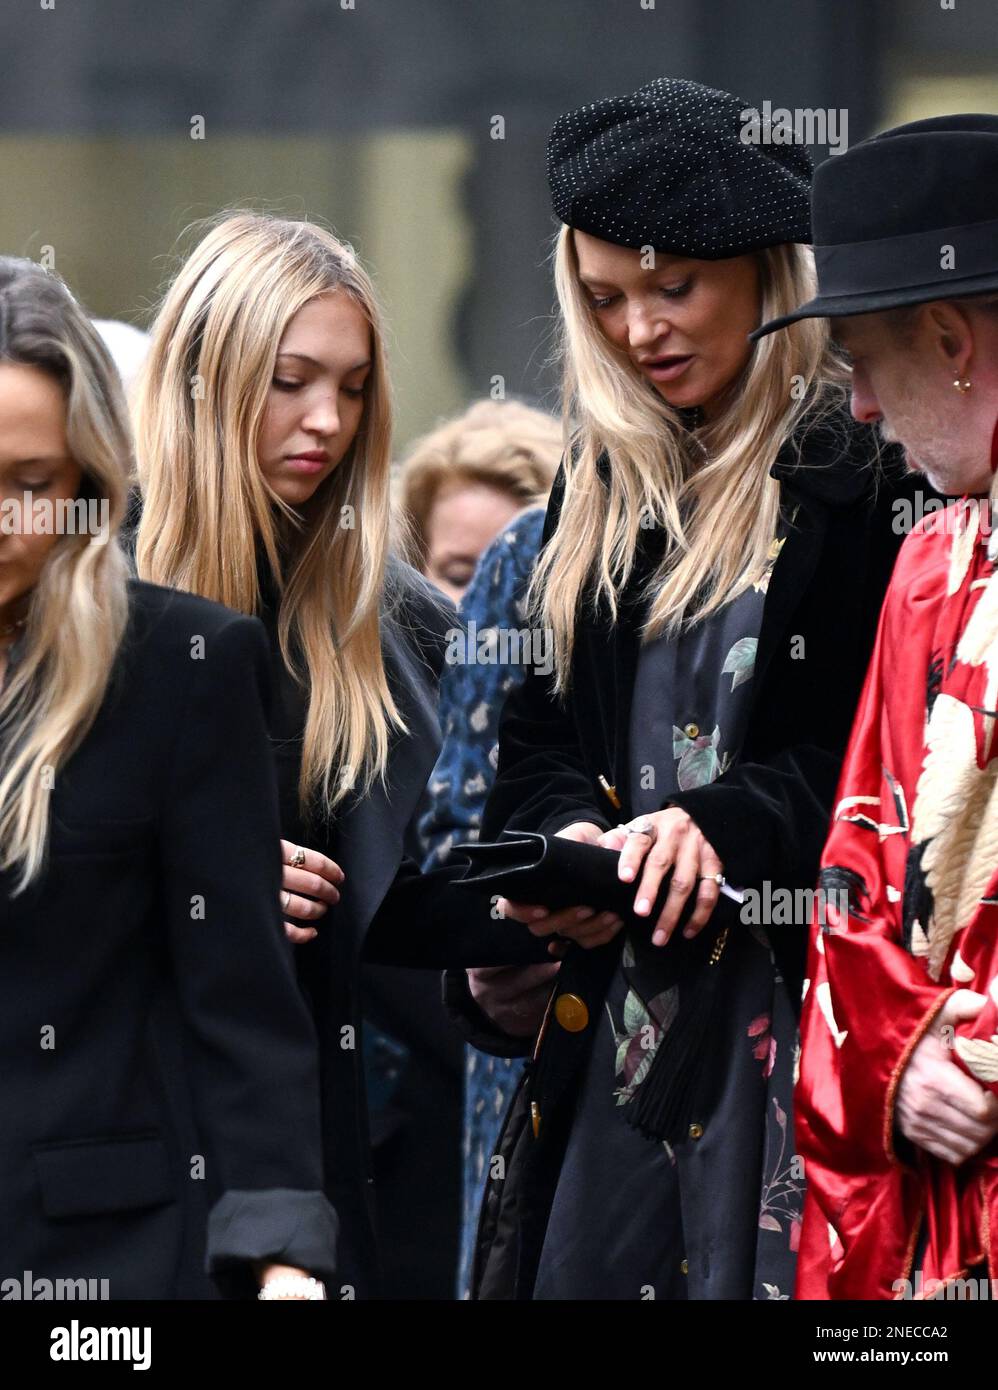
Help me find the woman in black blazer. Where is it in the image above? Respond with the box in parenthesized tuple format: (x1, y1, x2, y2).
(0, 257, 337, 1300)
(132, 211, 547, 1296)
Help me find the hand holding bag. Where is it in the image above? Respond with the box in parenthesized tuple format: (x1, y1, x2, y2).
(452, 828, 680, 926)
(454, 829, 737, 1144)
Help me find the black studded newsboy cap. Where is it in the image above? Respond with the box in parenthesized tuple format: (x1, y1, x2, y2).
(753, 113, 998, 337)
(547, 76, 813, 259)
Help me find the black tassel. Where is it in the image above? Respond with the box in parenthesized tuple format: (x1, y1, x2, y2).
(623, 921, 730, 1144)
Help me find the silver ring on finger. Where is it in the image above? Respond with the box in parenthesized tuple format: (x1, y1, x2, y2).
(625, 817, 656, 843)
(289, 845, 306, 869)
(698, 872, 725, 888)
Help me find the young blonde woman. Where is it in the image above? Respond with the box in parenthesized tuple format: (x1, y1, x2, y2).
(0, 257, 337, 1300)
(132, 211, 546, 1297)
(448, 77, 934, 1301)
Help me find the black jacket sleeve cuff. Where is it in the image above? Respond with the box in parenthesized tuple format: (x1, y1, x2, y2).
(539, 808, 614, 837)
(206, 1188, 339, 1298)
(442, 969, 534, 1059)
(660, 783, 766, 885)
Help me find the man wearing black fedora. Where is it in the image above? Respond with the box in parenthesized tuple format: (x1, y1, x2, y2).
(754, 114, 998, 1299)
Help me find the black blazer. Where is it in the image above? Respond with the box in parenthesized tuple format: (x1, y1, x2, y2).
(0, 580, 337, 1299)
(451, 410, 937, 1298)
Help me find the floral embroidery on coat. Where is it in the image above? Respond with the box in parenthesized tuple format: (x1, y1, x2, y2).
(608, 941, 679, 1105)
(618, 523, 802, 1299)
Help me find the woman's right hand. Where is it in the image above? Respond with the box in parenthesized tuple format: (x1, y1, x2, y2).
(496, 821, 625, 955)
(280, 840, 345, 944)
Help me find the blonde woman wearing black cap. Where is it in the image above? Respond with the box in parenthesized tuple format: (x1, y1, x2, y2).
(447, 77, 935, 1301)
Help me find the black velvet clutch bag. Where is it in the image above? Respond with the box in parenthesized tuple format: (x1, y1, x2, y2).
(453, 829, 678, 927)
(454, 828, 735, 1147)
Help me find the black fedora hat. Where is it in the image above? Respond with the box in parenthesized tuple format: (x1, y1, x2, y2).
(752, 113, 998, 339)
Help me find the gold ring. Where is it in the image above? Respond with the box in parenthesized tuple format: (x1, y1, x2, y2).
(289, 846, 306, 869)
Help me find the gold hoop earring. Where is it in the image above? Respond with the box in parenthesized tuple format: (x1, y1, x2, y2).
(953, 377, 972, 394)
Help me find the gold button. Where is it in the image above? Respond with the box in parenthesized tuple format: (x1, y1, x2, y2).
(680, 1258, 688, 1276)
(688, 1122, 704, 1140)
(554, 993, 589, 1033)
(684, 722, 699, 739)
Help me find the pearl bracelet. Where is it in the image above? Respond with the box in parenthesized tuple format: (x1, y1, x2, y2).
(257, 1274, 327, 1301)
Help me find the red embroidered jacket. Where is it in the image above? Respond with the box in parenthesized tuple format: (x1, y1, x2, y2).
(796, 497, 998, 1299)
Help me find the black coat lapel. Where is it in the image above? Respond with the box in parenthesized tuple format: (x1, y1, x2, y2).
(755, 415, 877, 688)
(752, 488, 828, 692)
(336, 613, 443, 956)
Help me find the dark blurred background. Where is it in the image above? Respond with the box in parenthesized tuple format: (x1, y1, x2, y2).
(2, 0, 995, 451)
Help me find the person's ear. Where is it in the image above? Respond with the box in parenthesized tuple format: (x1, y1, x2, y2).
(925, 301, 975, 384)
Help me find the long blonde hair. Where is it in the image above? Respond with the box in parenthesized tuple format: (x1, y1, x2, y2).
(134, 212, 404, 814)
(536, 227, 849, 691)
(0, 258, 131, 890)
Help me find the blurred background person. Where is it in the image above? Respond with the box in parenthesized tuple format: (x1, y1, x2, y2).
(364, 397, 560, 1297)
(395, 398, 559, 603)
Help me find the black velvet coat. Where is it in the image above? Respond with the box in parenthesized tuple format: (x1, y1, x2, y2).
(446, 411, 937, 1300)
(0, 581, 338, 1300)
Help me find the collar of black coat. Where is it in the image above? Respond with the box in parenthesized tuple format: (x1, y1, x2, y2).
(582, 399, 893, 513)
(769, 404, 899, 509)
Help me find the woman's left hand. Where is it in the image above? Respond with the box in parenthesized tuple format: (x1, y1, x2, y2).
(597, 808, 724, 947)
(280, 840, 344, 944)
